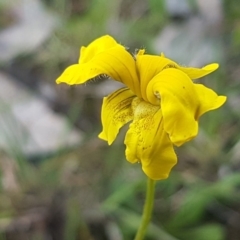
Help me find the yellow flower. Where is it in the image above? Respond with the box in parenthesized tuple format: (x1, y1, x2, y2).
(56, 35, 227, 180)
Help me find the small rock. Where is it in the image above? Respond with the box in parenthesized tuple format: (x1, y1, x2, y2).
(0, 71, 82, 157)
(0, 0, 59, 64)
(153, 16, 223, 66)
(154, 0, 224, 66)
(165, 0, 192, 20)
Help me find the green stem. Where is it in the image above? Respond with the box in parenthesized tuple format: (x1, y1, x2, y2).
(134, 178, 156, 240)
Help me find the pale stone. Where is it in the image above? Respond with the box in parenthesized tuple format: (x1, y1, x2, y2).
(0, 72, 82, 156)
(0, 0, 58, 63)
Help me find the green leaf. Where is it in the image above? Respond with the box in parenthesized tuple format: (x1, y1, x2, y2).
(167, 188, 213, 228)
(179, 224, 224, 240)
(101, 180, 144, 213)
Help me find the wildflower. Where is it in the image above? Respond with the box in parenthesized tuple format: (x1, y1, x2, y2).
(56, 35, 226, 180)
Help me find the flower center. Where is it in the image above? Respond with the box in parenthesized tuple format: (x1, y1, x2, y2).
(131, 98, 160, 120)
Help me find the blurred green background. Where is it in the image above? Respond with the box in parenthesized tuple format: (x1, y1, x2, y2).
(0, 0, 239, 239)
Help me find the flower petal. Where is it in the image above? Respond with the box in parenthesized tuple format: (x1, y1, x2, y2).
(56, 35, 141, 97)
(124, 100, 177, 180)
(136, 53, 177, 102)
(179, 63, 219, 80)
(79, 35, 119, 64)
(141, 115, 177, 180)
(153, 50, 219, 79)
(56, 64, 81, 85)
(146, 68, 199, 146)
(194, 84, 227, 119)
(98, 88, 135, 145)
